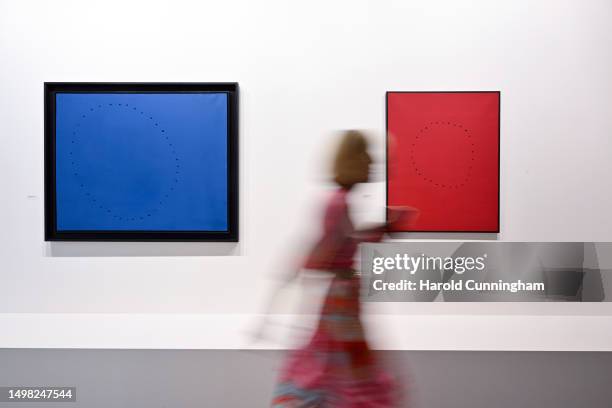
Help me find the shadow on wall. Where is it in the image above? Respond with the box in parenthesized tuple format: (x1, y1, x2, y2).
(44, 241, 241, 257)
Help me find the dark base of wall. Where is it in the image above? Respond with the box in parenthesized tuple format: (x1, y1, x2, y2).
(1, 349, 611, 407)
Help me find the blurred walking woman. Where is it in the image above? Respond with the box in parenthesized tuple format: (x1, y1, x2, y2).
(271, 130, 404, 407)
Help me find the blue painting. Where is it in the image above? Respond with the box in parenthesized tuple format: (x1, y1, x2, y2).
(54, 93, 228, 231)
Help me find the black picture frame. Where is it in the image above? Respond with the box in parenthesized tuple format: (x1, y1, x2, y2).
(44, 82, 239, 242)
(385, 90, 500, 233)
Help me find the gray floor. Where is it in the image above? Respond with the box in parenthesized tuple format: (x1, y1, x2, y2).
(1, 349, 611, 407)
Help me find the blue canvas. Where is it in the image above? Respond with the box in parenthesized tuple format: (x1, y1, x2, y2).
(55, 93, 228, 231)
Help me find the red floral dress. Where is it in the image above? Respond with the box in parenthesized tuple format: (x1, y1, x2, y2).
(271, 188, 400, 407)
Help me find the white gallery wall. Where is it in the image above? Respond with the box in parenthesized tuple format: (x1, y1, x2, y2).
(1, 0, 612, 349)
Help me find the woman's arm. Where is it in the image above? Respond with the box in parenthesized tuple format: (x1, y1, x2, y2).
(352, 206, 420, 243)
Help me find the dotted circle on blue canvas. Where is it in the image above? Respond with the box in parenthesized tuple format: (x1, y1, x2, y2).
(410, 121, 475, 189)
(68, 103, 181, 222)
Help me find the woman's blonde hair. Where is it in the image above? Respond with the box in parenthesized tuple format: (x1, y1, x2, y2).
(333, 130, 369, 187)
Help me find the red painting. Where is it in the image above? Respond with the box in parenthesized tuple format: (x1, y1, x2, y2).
(387, 92, 500, 232)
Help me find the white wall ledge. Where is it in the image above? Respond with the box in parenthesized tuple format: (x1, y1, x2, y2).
(1, 313, 611, 352)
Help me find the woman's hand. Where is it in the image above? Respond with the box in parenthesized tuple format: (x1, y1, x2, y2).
(387, 206, 420, 230)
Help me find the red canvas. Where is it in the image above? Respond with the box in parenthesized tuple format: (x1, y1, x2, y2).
(387, 92, 499, 232)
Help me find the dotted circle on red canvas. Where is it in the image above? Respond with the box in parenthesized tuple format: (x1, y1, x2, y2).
(409, 121, 476, 189)
(69, 103, 180, 222)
